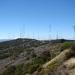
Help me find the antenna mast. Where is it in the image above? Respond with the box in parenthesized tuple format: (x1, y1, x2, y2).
(38, 32, 39, 40)
(49, 24, 51, 41)
(74, 25, 75, 41)
(20, 24, 25, 38)
(33, 32, 34, 39)
(56, 32, 58, 40)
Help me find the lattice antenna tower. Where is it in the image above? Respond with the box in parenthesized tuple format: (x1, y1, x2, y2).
(7, 33, 12, 63)
(49, 25, 53, 59)
(9, 33, 15, 60)
(19, 24, 25, 56)
(56, 32, 58, 40)
(33, 32, 34, 39)
(23, 24, 25, 38)
(74, 25, 75, 41)
(20, 24, 25, 39)
(22, 24, 26, 56)
(49, 24, 51, 41)
(38, 32, 40, 40)
(20, 27, 22, 39)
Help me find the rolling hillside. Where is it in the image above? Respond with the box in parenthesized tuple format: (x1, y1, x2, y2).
(0, 38, 75, 75)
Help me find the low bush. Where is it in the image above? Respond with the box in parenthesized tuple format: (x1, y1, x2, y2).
(61, 42, 75, 51)
(2, 66, 16, 75)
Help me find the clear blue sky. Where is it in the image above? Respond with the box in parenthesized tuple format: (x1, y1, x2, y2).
(0, 0, 75, 40)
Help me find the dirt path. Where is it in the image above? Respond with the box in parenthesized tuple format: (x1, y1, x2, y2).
(64, 58, 75, 68)
(43, 49, 70, 68)
(63, 58, 75, 75)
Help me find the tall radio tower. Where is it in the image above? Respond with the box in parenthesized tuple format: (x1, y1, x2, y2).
(49, 24, 51, 41)
(33, 32, 34, 39)
(38, 32, 39, 40)
(56, 32, 58, 40)
(20, 24, 25, 38)
(74, 25, 75, 40)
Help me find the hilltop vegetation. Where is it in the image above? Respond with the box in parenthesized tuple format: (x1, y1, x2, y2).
(0, 38, 75, 75)
(0, 38, 46, 59)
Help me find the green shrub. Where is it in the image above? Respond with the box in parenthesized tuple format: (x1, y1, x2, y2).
(2, 66, 16, 75)
(0, 53, 9, 59)
(61, 42, 75, 51)
(1, 51, 51, 75)
(47, 61, 59, 72)
(27, 64, 39, 74)
(71, 45, 75, 55)
(15, 64, 24, 75)
(65, 44, 75, 60)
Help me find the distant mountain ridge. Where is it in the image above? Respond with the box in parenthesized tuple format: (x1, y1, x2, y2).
(0, 39, 11, 42)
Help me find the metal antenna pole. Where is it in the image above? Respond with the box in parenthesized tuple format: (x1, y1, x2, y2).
(20, 26, 22, 39)
(49, 24, 51, 41)
(49, 24, 53, 59)
(20, 24, 25, 38)
(33, 32, 34, 39)
(74, 25, 75, 41)
(23, 24, 25, 38)
(22, 24, 25, 57)
(38, 32, 39, 40)
(21, 24, 24, 38)
(56, 32, 58, 40)
(8, 33, 10, 60)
